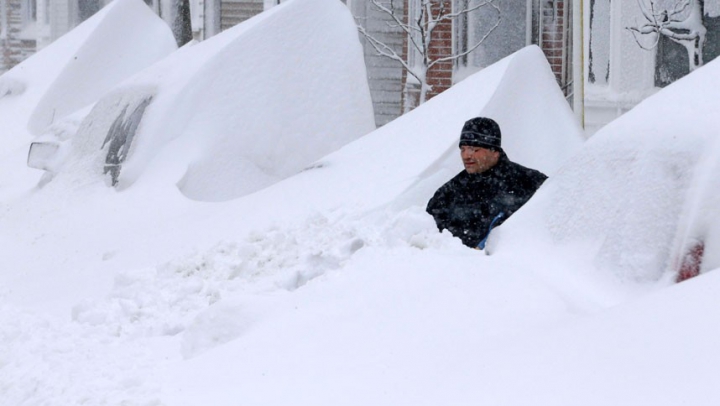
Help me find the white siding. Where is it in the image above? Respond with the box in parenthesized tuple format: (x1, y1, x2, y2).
(352, 0, 405, 127)
(220, 0, 263, 30)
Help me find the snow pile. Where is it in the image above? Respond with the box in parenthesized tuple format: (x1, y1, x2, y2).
(0, 43, 588, 406)
(0, 0, 175, 135)
(0, 0, 176, 198)
(48, 0, 375, 201)
(495, 55, 720, 282)
(0, 208, 465, 405)
(440, 269, 720, 406)
(69, 208, 455, 359)
(0, 303, 168, 406)
(669, 131, 720, 275)
(4, 14, 720, 403)
(0, 45, 579, 313)
(476, 45, 584, 175)
(247, 45, 583, 218)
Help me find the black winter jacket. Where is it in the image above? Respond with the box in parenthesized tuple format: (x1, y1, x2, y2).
(426, 153, 547, 248)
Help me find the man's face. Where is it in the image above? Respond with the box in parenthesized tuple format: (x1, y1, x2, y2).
(460, 145, 500, 174)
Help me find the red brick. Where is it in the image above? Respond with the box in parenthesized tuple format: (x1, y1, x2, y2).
(543, 48, 563, 57)
(542, 39, 564, 47)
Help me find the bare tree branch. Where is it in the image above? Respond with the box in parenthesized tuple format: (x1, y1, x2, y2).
(357, 0, 502, 106)
(430, 2, 502, 68)
(357, 23, 424, 85)
(626, 0, 706, 69)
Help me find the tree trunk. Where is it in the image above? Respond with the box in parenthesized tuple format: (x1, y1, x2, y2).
(171, 0, 193, 47)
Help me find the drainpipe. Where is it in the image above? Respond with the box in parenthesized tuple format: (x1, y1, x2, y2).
(573, 0, 585, 129)
(1, 0, 7, 72)
(526, 0, 533, 45)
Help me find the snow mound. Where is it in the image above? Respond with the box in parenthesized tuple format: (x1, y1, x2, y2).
(387, 45, 584, 210)
(495, 56, 720, 282)
(473, 46, 584, 175)
(0, 0, 175, 199)
(247, 45, 583, 218)
(0, 47, 586, 406)
(68, 207, 455, 354)
(0, 45, 581, 316)
(0, 0, 175, 136)
(49, 0, 375, 201)
(0, 302, 168, 406)
(669, 133, 720, 277)
(459, 268, 720, 406)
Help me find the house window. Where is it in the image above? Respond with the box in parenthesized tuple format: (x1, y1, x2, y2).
(456, 0, 470, 67)
(655, 4, 720, 87)
(453, 0, 521, 73)
(22, 0, 37, 21)
(588, 0, 610, 86)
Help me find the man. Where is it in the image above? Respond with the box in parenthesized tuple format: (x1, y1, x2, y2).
(426, 117, 547, 249)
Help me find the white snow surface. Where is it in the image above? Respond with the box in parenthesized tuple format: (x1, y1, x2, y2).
(26, 0, 177, 136)
(0, 0, 176, 199)
(2, 3, 720, 405)
(493, 54, 720, 282)
(54, 0, 375, 201)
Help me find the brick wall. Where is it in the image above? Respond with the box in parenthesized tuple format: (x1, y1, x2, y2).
(401, 0, 454, 110)
(401, 0, 574, 110)
(425, 0, 453, 100)
(539, 0, 569, 92)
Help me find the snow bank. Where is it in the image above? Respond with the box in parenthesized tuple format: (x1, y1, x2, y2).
(0, 45, 587, 406)
(426, 267, 720, 406)
(9, 21, 720, 405)
(495, 55, 720, 282)
(51, 0, 375, 201)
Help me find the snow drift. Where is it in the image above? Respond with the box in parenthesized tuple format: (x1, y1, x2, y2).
(45, 0, 375, 201)
(494, 55, 720, 283)
(8, 20, 720, 405)
(0, 0, 176, 199)
(0, 42, 590, 406)
(0, 45, 580, 315)
(0, 0, 176, 136)
(245, 45, 585, 218)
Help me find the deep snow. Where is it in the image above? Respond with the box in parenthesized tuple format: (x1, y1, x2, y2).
(0, 0, 176, 200)
(1, 0, 720, 405)
(49, 0, 375, 201)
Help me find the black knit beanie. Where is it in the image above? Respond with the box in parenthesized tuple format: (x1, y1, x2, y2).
(459, 117, 502, 151)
